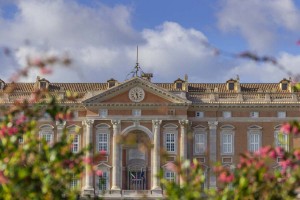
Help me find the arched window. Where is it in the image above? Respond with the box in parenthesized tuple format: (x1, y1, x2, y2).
(39, 124, 54, 146)
(220, 125, 235, 155)
(274, 125, 289, 151)
(193, 125, 207, 155)
(95, 163, 111, 193)
(96, 124, 111, 155)
(67, 125, 81, 153)
(247, 125, 262, 153)
(163, 124, 178, 154)
(162, 162, 177, 183)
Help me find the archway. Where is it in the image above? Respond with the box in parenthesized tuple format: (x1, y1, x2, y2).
(121, 130, 152, 190)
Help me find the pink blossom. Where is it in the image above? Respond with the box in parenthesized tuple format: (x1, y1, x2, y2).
(218, 172, 234, 183)
(83, 157, 92, 164)
(0, 171, 8, 184)
(99, 150, 106, 155)
(165, 162, 178, 172)
(268, 150, 277, 159)
(279, 159, 292, 170)
(16, 115, 26, 125)
(292, 126, 300, 135)
(96, 170, 103, 176)
(280, 123, 291, 134)
(7, 127, 18, 135)
(275, 147, 285, 158)
(294, 150, 300, 160)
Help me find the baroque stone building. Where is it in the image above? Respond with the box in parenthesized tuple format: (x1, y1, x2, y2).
(1, 75, 299, 199)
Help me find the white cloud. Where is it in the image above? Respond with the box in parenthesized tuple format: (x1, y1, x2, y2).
(217, 0, 300, 52)
(0, 0, 297, 84)
(0, 0, 231, 83)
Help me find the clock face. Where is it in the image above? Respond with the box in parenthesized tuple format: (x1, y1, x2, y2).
(129, 87, 145, 102)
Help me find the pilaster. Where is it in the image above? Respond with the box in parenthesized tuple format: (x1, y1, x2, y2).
(56, 121, 66, 141)
(179, 119, 189, 186)
(82, 119, 94, 196)
(208, 121, 218, 188)
(111, 119, 121, 191)
(152, 120, 162, 191)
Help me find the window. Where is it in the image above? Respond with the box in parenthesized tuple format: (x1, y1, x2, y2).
(40, 81, 47, 89)
(228, 82, 234, 90)
(70, 175, 80, 189)
(73, 111, 78, 118)
(281, 83, 288, 90)
(194, 132, 206, 154)
(39, 125, 54, 146)
(275, 129, 289, 151)
(165, 170, 176, 182)
(168, 109, 175, 116)
(71, 134, 80, 153)
(220, 125, 235, 155)
(250, 111, 259, 118)
(18, 136, 24, 144)
(166, 133, 175, 152)
(195, 111, 204, 118)
(163, 124, 178, 154)
(98, 171, 109, 191)
(96, 124, 110, 155)
(222, 133, 233, 154)
(223, 111, 232, 118)
(67, 125, 81, 153)
(176, 82, 182, 90)
(108, 82, 115, 88)
(99, 109, 108, 118)
(98, 133, 108, 152)
(277, 111, 286, 118)
(247, 126, 262, 153)
(132, 109, 141, 117)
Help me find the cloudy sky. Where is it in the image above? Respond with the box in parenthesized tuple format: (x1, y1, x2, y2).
(0, 0, 300, 83)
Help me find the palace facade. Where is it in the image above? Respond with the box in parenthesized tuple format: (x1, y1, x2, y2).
(1, 75, 299, 199)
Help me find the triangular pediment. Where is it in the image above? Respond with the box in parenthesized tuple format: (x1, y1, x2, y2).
(82, 77, 191, 105)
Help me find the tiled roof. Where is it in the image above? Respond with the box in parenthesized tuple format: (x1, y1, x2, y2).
(0, 79, 298, 104)
(3, 83, 107, 93)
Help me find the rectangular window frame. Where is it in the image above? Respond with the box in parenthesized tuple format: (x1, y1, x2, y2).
(132, 109, 141, 117)
(277, 111, 286, 118)
(99, 109, 108, 118)
(221, 132, 234, 155)
(248, 131, 261, 153)
(195, 111, 204, 118)
(250, 111, 259, 118)
(223, 111, 232, 118)
(275, 130, 289, 151)
(194, 132, 206, 155)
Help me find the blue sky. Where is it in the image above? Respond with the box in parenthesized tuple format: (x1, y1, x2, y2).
(0, 0, 300, 83)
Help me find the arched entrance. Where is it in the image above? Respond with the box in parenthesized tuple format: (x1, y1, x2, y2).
(121, 130, 152, 190)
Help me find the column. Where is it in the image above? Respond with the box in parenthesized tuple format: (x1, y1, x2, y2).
(111, 120, 121, 190)
(208, 121, 218, 188)
(179, 120, 189, 186)
(152, 120, 162, 191)
(179, 120, 189, 160)
(82, 119, 94, 195)
(56, 121, 66, 141)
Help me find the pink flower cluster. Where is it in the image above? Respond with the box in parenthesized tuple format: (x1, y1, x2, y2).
(214, 166, 234, 184)
(280, 123, 300, 135)
(0, 125, 18, 137)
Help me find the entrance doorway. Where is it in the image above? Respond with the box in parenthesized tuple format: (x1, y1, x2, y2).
(128, 169, 147, 190)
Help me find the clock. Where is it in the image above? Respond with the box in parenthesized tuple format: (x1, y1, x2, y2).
(129, 87, 145, 102)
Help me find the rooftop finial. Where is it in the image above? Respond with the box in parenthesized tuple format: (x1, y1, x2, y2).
(126, 45, 145, 79)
